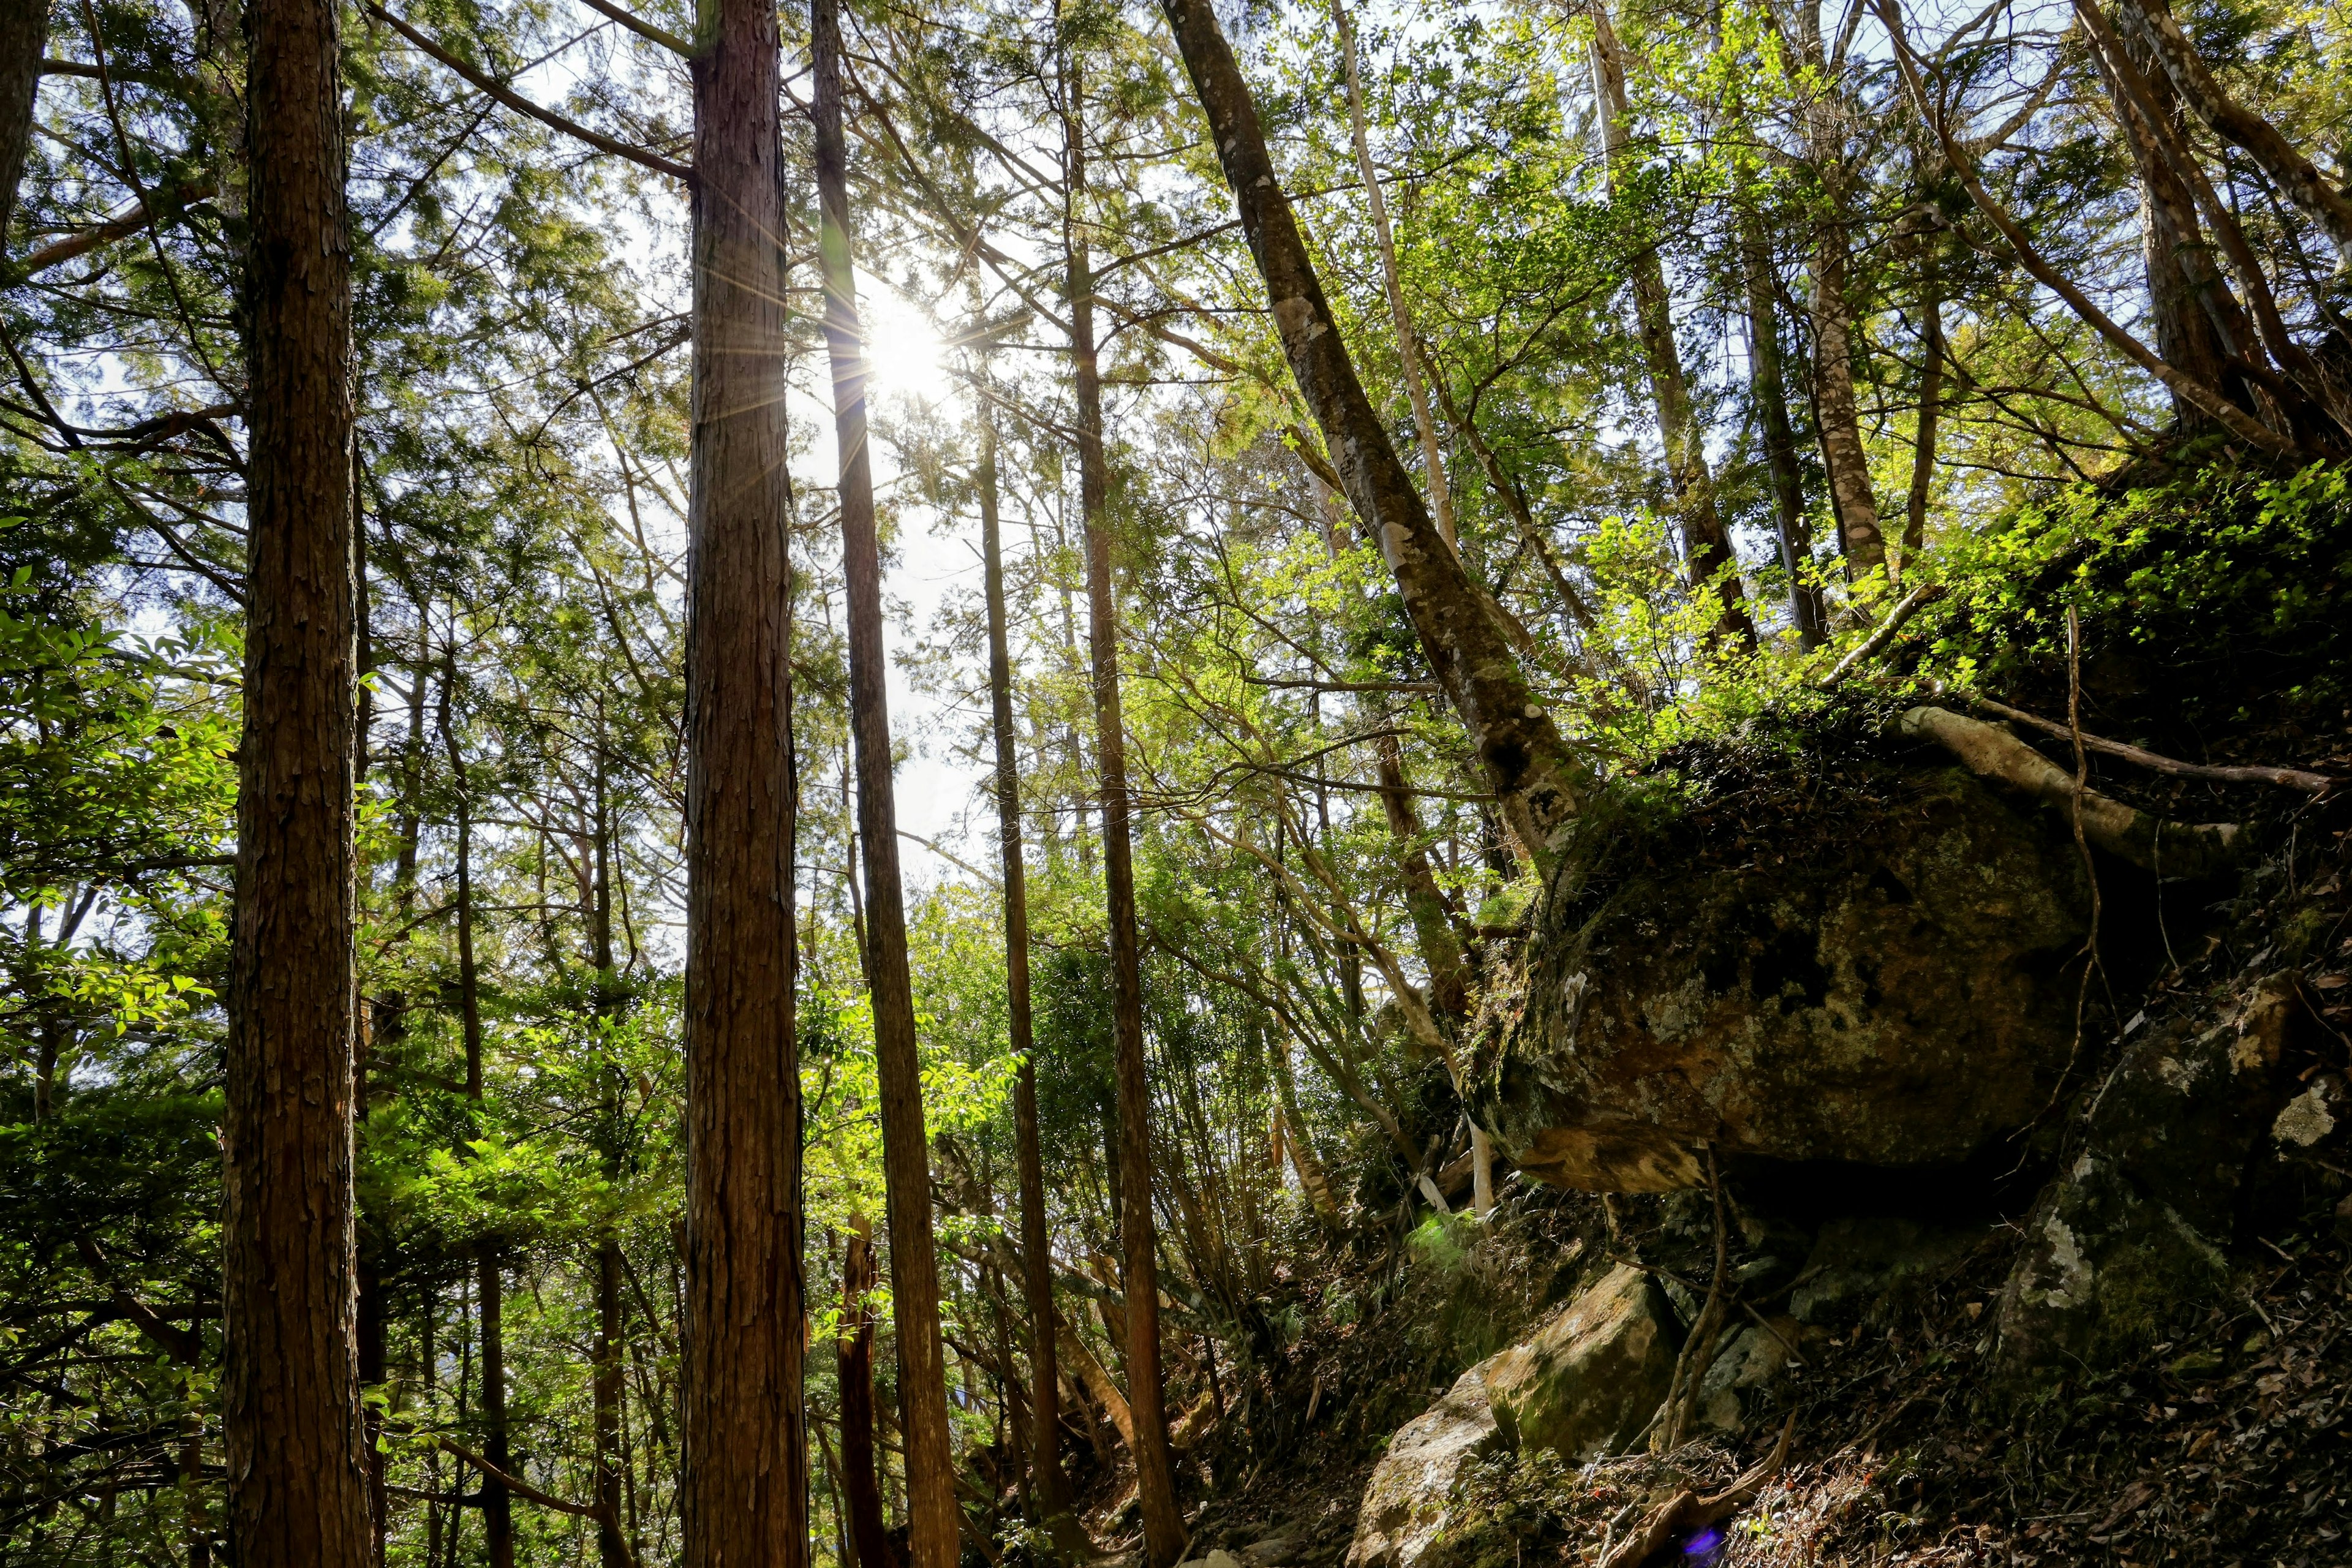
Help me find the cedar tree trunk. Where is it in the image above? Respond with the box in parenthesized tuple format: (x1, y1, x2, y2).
(681, 4, 808, 1566)
(1062, 70, 1188, 1567)
(221, 0, 372, 1562)
(979, 410, 1082, 1540)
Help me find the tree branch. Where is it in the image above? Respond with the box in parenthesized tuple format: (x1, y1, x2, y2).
(363, 4, 690, 183)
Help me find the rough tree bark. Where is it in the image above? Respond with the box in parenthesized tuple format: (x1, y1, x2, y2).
(2081, 12, 2248, 423)
(978, 409, 1082, 1543)
(1791, 0, 1886, 576)
(1590, 3, 1756, 649)
(0, 0, 43, 246)
(221, 0, 374, 1561)
(837, 1225, 896, 1568)
(1155, 0, 1589, 856)
(1061, 58, 1188, 1568)
(680, 3, 807, 1566)
(812, 4, 959, 1566)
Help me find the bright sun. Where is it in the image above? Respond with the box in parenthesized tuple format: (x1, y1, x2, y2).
(859, 278, 954, 408)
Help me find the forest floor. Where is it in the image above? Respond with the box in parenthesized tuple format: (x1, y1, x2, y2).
(1079, 712, 2352, 1568)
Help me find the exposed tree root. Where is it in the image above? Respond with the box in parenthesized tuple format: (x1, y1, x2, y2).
(1898, 705, 2244, 877)
(1599, 1414, 1796, 1568)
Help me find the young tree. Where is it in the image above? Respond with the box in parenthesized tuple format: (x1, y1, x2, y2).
(979, 405, 1080, 1540)
(220, 0, 374, 1563)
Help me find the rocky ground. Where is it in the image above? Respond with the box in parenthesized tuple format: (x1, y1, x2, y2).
(1074, 780, 2351, 1568)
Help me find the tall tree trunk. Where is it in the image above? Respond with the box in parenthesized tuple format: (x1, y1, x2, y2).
(1062, 64, 1188, 1568)
(1589, 4, 1756, 650)
(589, 738, 629, 1568)
(358, 1261, 388, 1566)
(2081, 7, 2253, 424)
(0, 1, 44, 248)
(811, 7, 958, 1567)
(1736, 207, 1827, 647)
(2113, 0, 2352, 265)
(477, 1243, 513, 1568)
(1155, 0, 1588, 856)
(680, 4, 807, 1567)
(1330, 0, 1455, 551)
(1793, 0, 1886, 577)
(222, 0, 371, 1561)
(837, 1225, 897, 1568)
(439, 692, 513, 1568)
(978, 408, 1081, 1544)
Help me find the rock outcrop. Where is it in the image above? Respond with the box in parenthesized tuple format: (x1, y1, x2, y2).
(1485, 770, 2092, 1191)
(1992, 971, 2305, 1382)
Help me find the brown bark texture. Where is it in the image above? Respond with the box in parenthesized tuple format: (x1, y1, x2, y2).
(837, 1229, 897, 1568)
(2084, 13, 2248, 420)
(0, 0, 43, 245)
(1155, 0, 1588, 853)
(1064, 79, 1188, 1567)
(221, 0, 373, 1561)
(1589, 4, 1755, 649)
(2114, 0, 2352, 262)
(979, 412, 1079, 1534)
(680, 3, 807, 1565)
(812, 4, 959, 1564)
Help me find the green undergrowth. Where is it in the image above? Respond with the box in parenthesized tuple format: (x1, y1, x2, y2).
(1545, 456, 2352, 892)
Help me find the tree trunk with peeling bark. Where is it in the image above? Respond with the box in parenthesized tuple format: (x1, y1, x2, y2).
(221, 0, 373, 1561)
(813, 4, 959, 1565)
(680, 4, 807, 1567)
(1155, 0, 1588, 856)
(1590, 4, 1755, 649)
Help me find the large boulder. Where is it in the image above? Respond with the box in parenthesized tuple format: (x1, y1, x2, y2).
(1993, 973, 2301, 1383)
(1480, 1264, 1681, 1461)
(1483, 771, 2090, 1191)
(1344, 1366, 1506, 1568)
